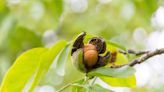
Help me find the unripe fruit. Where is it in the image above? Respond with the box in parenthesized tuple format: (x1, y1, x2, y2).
(83, 44, 98, 67)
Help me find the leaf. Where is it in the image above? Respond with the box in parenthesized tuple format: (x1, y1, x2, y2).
(105, 40, 136, 87)
(107, 41, 126, 51)
(88, 84, 113, 92)
(28, 40, 67, 91)
(71, 49, 86, 72)
(87, 63, 136, 87)
(100, 75, 136, 87)
(83, 33, 96, 44)
(54, 43, 71, 76)
(115, 53, 129, 65)
(71, 79, 85, 92)
(72, 84, 113, 92)
(0, 48, 48, 92)
(72, 85, 86, 92)
(87, 66, 136, 78)
(106, 40, 128, 65)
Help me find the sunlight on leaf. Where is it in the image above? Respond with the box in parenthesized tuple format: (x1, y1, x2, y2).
(100, 75, 136, 87)
(88, 84, 113, 92)
(72, 84, 113, 92)
(28, 40, 67, 91)
(71, 79, 85, 92)
(54, 43, 71, 76)
(71, 49, 86, 72)
(87, 66, 136, 78)
(107, 41, 126, 51)
(0, 48, 48, 92)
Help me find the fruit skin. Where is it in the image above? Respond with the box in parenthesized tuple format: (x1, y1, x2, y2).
(83, 44, 98, 68)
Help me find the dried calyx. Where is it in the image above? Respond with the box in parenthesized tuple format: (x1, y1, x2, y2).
(71, 32, 110, 73)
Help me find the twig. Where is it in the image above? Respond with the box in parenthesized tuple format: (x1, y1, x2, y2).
(113, 48, 164, 68)
(128, 49, 149, 56)
(128, 48, 164, 66)
(119, 49, 149, 56)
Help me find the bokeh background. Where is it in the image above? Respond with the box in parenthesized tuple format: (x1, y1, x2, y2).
(0, 0, 164, 92)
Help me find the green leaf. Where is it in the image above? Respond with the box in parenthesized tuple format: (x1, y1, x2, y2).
(107, 41, 126, 51)
(71, 49, 86, 72)
(72, 85, 86, 92)
(28, 40, 67, 91)
(0, 48, 48, 92)
(54, 43, 71, 76)
(115, 53, 129, 65)
(87, 66, 136, 78)
(106, 40, 128, 63)
(88, 84, 113, 92)
(71, 79, 85, 92)
(0, 40, 67, 92)
(105, 40, 136, 87)
(100, 75, 136, 87)
(72, 84, 113, 92)
(83, 33, 96, 44)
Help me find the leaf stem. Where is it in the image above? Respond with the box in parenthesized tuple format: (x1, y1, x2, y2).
(56, 78, 85, 92)
(56, 83, 72, 92)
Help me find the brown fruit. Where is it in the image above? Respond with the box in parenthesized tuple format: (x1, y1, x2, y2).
(71, 32, 110, 73)
(83, 44, 98, 67)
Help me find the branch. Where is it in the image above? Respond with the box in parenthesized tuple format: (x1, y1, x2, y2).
(112, 48, 164, 68)
(128, 48, 164, 66)
(119, 49, 149, 56)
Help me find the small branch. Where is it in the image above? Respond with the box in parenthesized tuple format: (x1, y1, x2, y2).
(128, 48, 164, 66)
(128, 49, 149, 56)
(119, 49, 149, 56)
(113, 48, 164, 68)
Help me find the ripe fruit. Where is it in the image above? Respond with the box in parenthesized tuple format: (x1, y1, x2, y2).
(71, 32, 110, 73)
(83, 44, 98, 68)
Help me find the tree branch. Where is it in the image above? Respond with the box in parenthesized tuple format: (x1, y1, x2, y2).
(119, 49, 149, 56)
(112, 48, 164, 68)
(128, 48, 164, 66)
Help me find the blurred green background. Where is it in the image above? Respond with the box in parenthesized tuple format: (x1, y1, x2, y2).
(1, 0, 164, 92)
